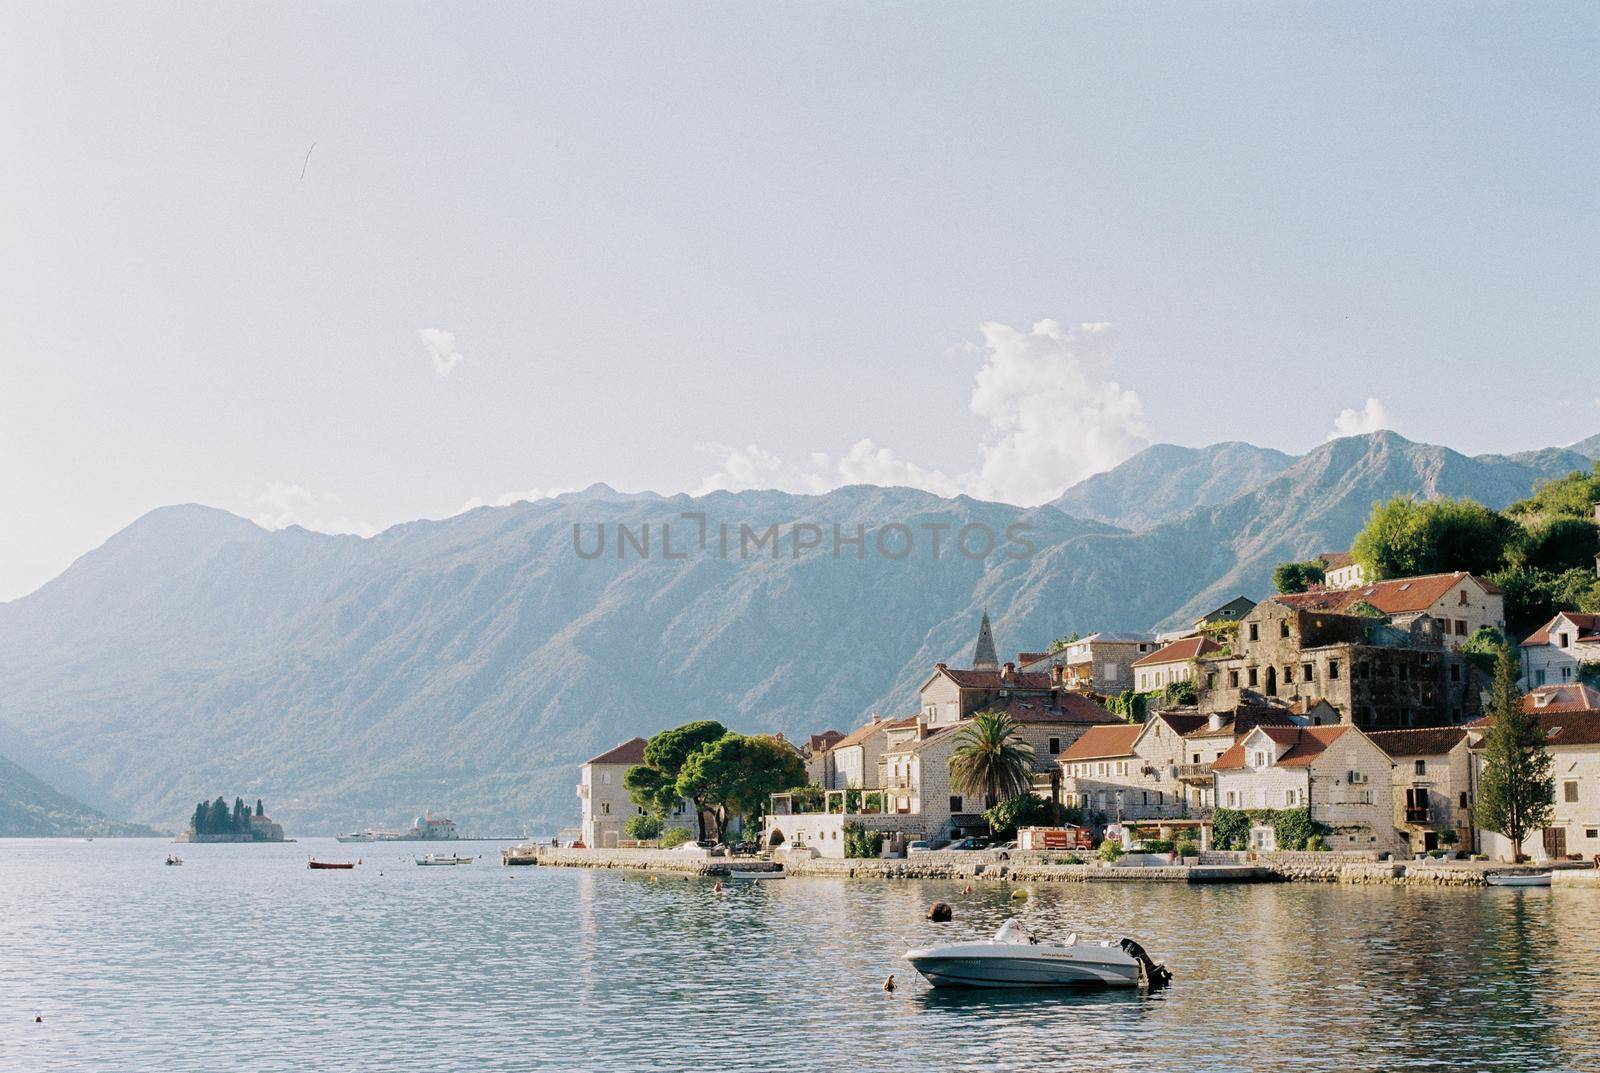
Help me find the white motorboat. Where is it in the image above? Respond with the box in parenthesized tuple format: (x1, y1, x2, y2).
(416, 853, 475, 866)
(727, 870, 784, 881)
(904, 919, 1170, 990)
(1487, 872, 1552, 887)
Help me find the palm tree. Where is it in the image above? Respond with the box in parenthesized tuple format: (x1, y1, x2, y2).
(949, 711, 1036, 812)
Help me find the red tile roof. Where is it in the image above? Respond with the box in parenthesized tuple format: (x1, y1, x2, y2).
(1016, 652, 1053, 666)
(1521, 684, 1600, 714)
(807, 730, 845, 754)
(1469, 709, 1600, 747)
(586, 737, 648, 766)
(1276, 572, 1499, 616)
(1367, 727, 1470, 759)
(1132, 636, 1222, 668)
(1212, 725, 1352, 770)
(1522, 613, 1600, 647)
(1059, 723, 1143, 761)
(1320, 551, 1355, 570)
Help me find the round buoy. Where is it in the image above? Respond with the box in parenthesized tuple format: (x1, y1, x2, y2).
(927, 901, 953, 922)
(712, 881, 722, 893)
(1011, 887, 1029, 900)
(882, 974, 896, 992)
(34, 1015, 43, 1024)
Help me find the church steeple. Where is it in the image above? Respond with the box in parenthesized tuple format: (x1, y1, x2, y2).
(971, 611, 999, 670)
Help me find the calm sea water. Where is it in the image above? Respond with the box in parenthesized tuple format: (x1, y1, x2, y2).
(3, 838, 1599, 1072)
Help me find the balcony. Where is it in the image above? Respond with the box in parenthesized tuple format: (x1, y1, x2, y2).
(1404, 808, 1431, 824)
(1175, 764, 1214, 784)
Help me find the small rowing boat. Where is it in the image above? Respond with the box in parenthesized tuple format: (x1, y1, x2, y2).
(308, 860, 356, 870)
(1486, 872, 1551, 887)
(164, 855, 183, 866)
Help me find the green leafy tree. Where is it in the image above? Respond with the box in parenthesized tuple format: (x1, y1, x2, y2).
(1505, 462, 1600, 522)
(658, 827, 693, 849)
(1211, 807, 1250, 850)
(623, 813, 662, 841)
(981, 793, 1076, 840)
(1047, 633, 1080, 653)
(1490, 566, 1600, 638)
(948, 711, 1036, 811)
(1272, 559, 1327, 594)
(674, 732, 807, 841)
(1510, 517, 1600, 574)
(1461, 626, 1506, 674)
(1474, 647, 1554, 861)
(1162, 678, 1198, 707)
(624, 720, 728, 840)
(1352, 495, 1520, 580)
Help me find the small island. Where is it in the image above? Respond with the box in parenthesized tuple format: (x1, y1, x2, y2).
(176, 796, 286, 843)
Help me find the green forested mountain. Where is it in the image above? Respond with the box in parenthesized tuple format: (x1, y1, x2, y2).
(0, 752, 159, 837)
(0, 431, 1593, 834)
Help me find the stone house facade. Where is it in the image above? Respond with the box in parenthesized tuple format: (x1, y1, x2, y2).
(1367, 727, 1477, 854)
(811, 716, 888, 790)
(1212, 725, 1404, 855)
(1195, 599, 1484, 728)
(1520, 613, 1600, 690)
(1059, 712, 1212, 824)
(1320, 551, 1367, 590)
(1132, 636, 1223, 693)
(1277, 571, 1505, 651)
(1474, 709, 1600, 862)
(1019, 633, 1159, 694)
(579, 738, 694, 848)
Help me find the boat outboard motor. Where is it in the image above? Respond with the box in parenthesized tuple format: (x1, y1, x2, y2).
(1118, 938, 1172, 990)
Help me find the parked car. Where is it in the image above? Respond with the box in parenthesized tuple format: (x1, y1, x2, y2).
(906, 840, 932, 855)
(948, 837, 989, 851)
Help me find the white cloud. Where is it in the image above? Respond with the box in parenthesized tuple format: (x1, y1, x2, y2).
(691, 318, 1150, 505)
(966, 319, 1148, 505)
(417, 328, 465, 377)
(248, 482, 376, 536)
(1328, 397, 1395, 439)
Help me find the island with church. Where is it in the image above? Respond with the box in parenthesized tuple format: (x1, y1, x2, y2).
(176, 796, 287, 842)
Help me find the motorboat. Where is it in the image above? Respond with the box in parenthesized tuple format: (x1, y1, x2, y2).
(904, 919, 1171, 990)
(416, 853, 475, 866)
(1487, 872, 1552, 887)
(164, 855, 183, 866)
(727, 870, 784, 881)
(308, 859, 356, 870)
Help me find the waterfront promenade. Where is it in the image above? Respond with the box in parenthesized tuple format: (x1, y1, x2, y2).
(502, 844, 1590, 887)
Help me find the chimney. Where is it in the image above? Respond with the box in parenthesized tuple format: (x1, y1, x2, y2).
(935, 662, 948, 672)
(1002, 661, 1016, 682)
(871, 711, 881, 725)
(1050, 664, 1064, 687)
(773, 731, 785, 742)
(1208, 712, 1224, 732)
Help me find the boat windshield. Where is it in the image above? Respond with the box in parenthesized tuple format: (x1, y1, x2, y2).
(993, 919, 1037, 945)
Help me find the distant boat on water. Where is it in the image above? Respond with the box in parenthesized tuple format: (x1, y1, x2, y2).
(1487, 872, 1551, 887)
(164, 855, 183, 866)
(308, 859, 356, 870)
(416, 853, 475, 867)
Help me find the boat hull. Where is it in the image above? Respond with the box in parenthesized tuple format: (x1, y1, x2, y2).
(1487, 873, 1551, 887)
(308, 861, 355, 870)
(905, 947, 1143, 989)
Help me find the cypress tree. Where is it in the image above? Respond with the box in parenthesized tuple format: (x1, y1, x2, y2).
(210, 796, 230, 834)
(1474, 647, 1554, 861)
(190, 802, 208, 835)
(255, 799, 264, 818)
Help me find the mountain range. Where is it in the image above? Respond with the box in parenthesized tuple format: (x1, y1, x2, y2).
(1, 430, 1595, 835)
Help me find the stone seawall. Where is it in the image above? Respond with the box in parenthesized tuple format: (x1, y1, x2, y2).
(503, 845, 1594, 889)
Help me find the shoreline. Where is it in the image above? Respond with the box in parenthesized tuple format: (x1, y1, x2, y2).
(504, 845, 1599, 888)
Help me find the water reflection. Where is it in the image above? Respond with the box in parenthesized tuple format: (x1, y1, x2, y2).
(2, 841, 1599, 1073)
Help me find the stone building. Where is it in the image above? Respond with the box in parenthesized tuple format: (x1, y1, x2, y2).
(1520, 612, 1600, 690)
(1319, 550, 1367, 590)
(1211, 724, 1403, 854)
(1276, 571, 1505, 650)
(1059, 712, 1211, 824)
(1368, 727, 1477, 855)
(1473, 707, 1600, 861)
(1132, 635, 1223, 693)
(1195, 599, 1484, 728)
(1018, 632, 1160, 694)
(810, 716, 888, 790)
(579, 738, 692, 848)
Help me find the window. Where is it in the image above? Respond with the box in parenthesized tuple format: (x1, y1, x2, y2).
(1588, 829, 1599, 839)
(1280, 620, 1291, 638)
(600, 802, 610, 815)
(1226, 791, 1237, 807)
(1563, 667, 1573, 681)
(1284, 789, 1296, 806)
(1432, 616, 1447, 632)
(1049, 737, 1060, 755)
(1414, 760, 1425, 776)
(1192, 753, 1200, 764)
(1455, 620, 1468, 636)
(1229, 670, 1240, 689)
(1207, 672, 1217, 689)
(1560, 633, 1571, 649)
(1460, 792, 1469, 809)
(1302, 663, 1314, 682)
(1459, 589, 1469, 606)
(1328, 660, 1340, 680)
(1249, 624, 1259, 642)
(1565, 782, 1579, 803)
(1141, 791, 1149, 805)
(1248, 668, 1259, 687)
(949, 795, 963, 813)
(602, 771, 612, 785)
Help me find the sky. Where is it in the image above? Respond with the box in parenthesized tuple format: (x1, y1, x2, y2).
(2, 3, 1597, 601)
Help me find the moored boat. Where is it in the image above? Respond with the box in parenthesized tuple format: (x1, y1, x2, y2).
(164, 855, 183, 866)
(905, 919, 1171, 990)
(308, 859, 356, 870)
(1487, 872, 1552, 887)
(416, 853, 475, 866)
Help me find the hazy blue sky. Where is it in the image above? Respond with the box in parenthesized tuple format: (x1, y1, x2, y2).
(3, 3, 1596, 599)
